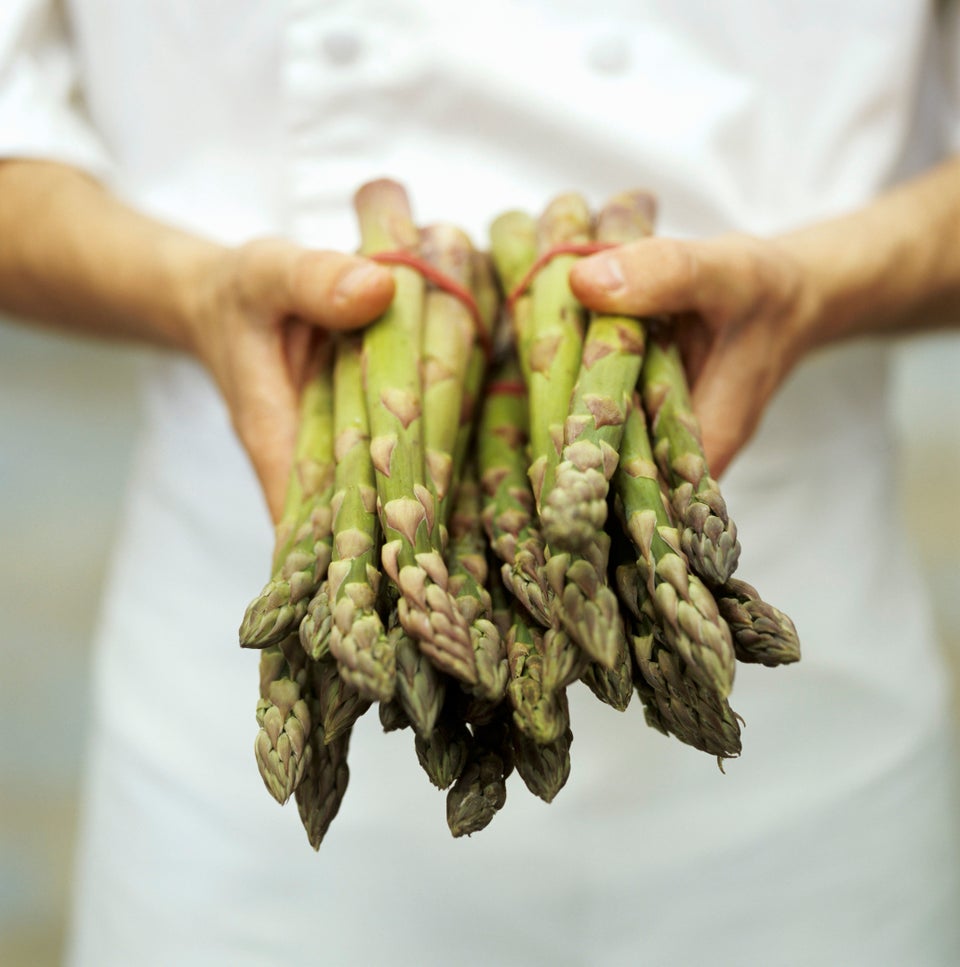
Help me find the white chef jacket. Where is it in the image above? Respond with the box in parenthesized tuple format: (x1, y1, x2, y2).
(3, 2, 960, 965)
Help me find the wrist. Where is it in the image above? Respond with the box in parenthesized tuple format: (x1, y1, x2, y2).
(772, 226, 842, 361)
(160, 232, 230, 363)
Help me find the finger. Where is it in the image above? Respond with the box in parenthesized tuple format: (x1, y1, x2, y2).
(671, 311, 713, 388)
(689, 344, 768, 479)
(285, 319, 327, 390)
(240, 238, 395, 331)
(229, 326, 299, 523)
(569, 236, 741, 322)
(289, 248, 395, 330)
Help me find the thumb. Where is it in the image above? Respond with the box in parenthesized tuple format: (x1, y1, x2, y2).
(241, 238, 395, 331)
(569, 236, 726, 320)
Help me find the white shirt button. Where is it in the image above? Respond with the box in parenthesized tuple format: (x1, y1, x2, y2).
(586, 36, 632, 75)
(322, 30, 362, 66)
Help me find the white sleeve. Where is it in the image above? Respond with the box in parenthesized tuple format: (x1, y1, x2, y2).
(0, 0, 111, 176)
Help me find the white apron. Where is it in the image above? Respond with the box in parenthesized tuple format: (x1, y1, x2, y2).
(3, 2, 959, 964)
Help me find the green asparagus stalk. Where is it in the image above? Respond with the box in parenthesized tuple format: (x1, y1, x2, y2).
(642, 340, 741, 586)
(526, 192, 592, 509)
(299, 580, 332, 660)
(431, 256, 504, 720)
(326, 334, 395, 702)
(625, 607, 672, 737)
(311, 656, 371, 746)
(541, 190, 655, 553)
(449, 250, 498, 502)
(539, 626, 586, 696)
(420, 223, 479, 533)
(511, 723, 573, 804)
(253, 634, 313, 804)
(614, 397, 736, 697)
(505, 611, 572, 745)
(528, 195, 627, 669)
(487, 211, 559, 628)
(715, 579, 801, 666)
(488, 565, 514, 641)
(490, 202, 625, 669)
(392, 614, 446, 738)
(378, 696, 411, 733)
(447, 466, 508, 702)
(444, 250, 500, 484)
(239, 346, 335, 648)
(487, 209, 539, 376)
(580, 632, 634, 712)
(477, 353, 552, 628)
(628, 607, 743, 760)
(446, 720, 512, 838)
(355, 180, 476, 686)
(415, 702, 471, 790)
(491, 562, 579, 734)
(295, 724, 351, 851)
(615, 549, 742, 759)
(419, 228, 505, 698)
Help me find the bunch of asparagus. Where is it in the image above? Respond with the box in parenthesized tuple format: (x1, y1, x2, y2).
(238, 180, 800, 852)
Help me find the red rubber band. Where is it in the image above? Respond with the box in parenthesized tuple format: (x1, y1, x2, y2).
(485, 380, 527, 397)
(505, 242, 617, 315)
(371, 250, 493, 363)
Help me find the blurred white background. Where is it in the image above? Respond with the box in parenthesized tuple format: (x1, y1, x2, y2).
(1, 323, 958, 965)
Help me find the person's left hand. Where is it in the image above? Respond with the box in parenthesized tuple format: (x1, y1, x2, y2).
(569, 233, 816, 476)
(189, 238, 395, 521)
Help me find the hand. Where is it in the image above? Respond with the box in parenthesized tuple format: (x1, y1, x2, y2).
(188, 238, 395, 521)
(569, 233, 814, 476)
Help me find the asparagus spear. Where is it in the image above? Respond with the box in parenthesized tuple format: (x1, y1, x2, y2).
(419, 228, 504, 697)
(490, 202, 625, 669)
(526, 192, 592, 509)
(311, 656, 371, 746)
(447, 465, 508, 702)
(614, 396, 736, 697)
(486, 212, 555, 627)
(642, 340, 741, 586)
(253, 634, 313, 804)
(420, 223, 479, 534)
(446, 720, 512, 837)
(326, 334, 395, 702)
(511, 723, 573, 804)
(355, 180, 476, 686)
(378, 696, 411, 733)
(505, 612, 572, 745)
(715, 579, 801, 666)
(488, 209, 539, 375)
(477, 352, 552, 628)
(540, 190, 655, 554)
(392, 614, 446, 738)
(295, 724, 351, 851)
(415, 701, 471, 789)
(299, 580, 332, 660)
(539, 626, 586, 696)
(628, 608, 743, 760)
(239, 346, 335, 649)
(580, 632, 634, 712)
(614, 537, 742, 760)
(528, 195, 627, 669)
(450, 250, 498, 493)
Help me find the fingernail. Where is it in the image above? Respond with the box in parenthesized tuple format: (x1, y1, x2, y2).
(582, 255, 626, 292)
(335, 261, 386, 300)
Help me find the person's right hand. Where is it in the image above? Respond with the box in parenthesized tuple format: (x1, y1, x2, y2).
(187, 238, 395, 522)
(569, 233, 814, 478)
